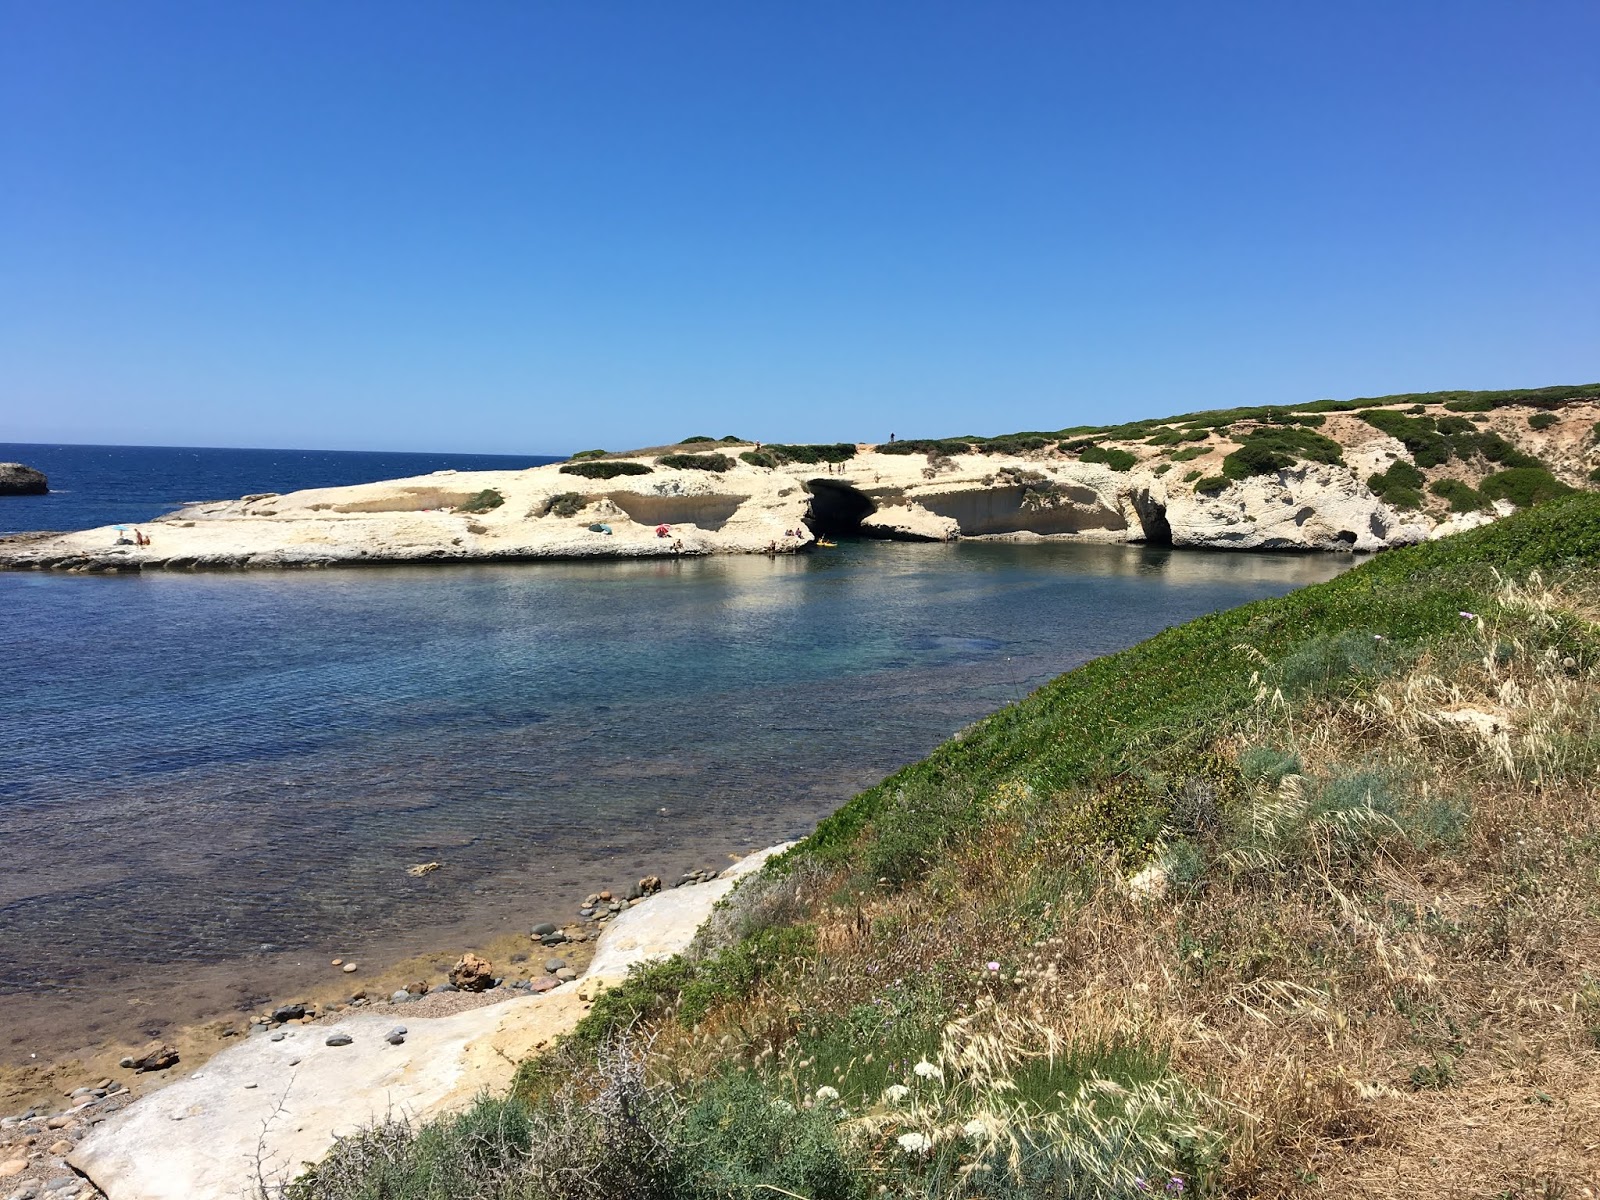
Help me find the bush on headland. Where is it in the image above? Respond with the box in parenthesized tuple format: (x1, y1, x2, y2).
(657, 452, 735, 473)
(559, 460, 654, 480)
(454, 489, 505, 514)
(293, 495, 1600, 1197)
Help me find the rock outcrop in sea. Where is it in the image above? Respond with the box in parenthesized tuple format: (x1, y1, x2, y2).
(0, 463, 48, 496)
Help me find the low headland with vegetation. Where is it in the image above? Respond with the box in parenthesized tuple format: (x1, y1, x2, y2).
(287, 489, 1600, 1197)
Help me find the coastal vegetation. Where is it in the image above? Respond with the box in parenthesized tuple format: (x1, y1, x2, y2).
(291, 493, 1600, 1197)
(453, 489, 505, 515)
(542, 492, 589, 518)
(657, 452, 736, 473)
(740, 443, 858, 468)
(559, 460, 654, 480)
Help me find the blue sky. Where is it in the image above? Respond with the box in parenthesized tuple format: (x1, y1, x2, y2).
(3, 2, 1597, 454)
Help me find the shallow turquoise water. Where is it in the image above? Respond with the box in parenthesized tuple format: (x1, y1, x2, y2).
(1, 541, 1349, 1056)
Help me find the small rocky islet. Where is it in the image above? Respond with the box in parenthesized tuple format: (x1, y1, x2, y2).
(0, 464, 48, 497)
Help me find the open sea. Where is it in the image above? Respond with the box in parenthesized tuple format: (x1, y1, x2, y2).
(0, 443, 1352, 1063)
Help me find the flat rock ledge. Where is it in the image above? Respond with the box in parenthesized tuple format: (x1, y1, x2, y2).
(69, 843, 793, 1200)
(0, 444, 1445, 575)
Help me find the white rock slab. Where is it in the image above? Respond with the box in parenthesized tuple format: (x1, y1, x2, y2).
(71, 842, 792, 1200)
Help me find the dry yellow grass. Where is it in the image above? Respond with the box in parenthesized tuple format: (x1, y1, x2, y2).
(632, 570, 1600, 1197)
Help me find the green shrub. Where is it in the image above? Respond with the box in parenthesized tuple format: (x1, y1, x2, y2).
(1221, 426, 1345, 479)
(568, 448, 608, 460)
(719, 435, 744, 443)
(1195, 474, 1229, 493)
(1362, 410, 1454, 467)
(1240, 746, 1302, 786)
(1059, 437, 1100, 453)
(658, 452, 735, 472)
(1273, 630, 1388, 698)
(1428, 478, 1487, 513)
(740, 450, 778, 468)
(1153, 462, 1172, 476)
(760, 443, 857, 465)
(559, 958, 693, 1058)
(676, 1072, 865, 1200)
(1181, 469, 1203, 482)
(1145, 427, 1210, 447)
(1474, 432, 1543, 469)
(879, 438, 973, 456)
(1079, 444, 1137, 472)
(677, 925, 815, 1026)
(1528, 412, 1558, 431)
(560, 460, 653, 480)
(455, 489, 504, 514)
(1168, 445, 1209, 463)
(543, 492, 588, 518)
(1479, 467, 1574, 508)
(977, 434, 1054, 455)
(681, 435, 716, 443)
(1367, 461, 1426, 509)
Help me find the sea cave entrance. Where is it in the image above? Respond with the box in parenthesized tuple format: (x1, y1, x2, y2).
(805, 479, 876, 537)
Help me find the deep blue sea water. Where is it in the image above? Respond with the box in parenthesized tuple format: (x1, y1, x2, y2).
(0, 445, 1353, 1061)
(0, 442, 560, 535)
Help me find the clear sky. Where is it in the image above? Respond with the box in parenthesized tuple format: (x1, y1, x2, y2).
(3, 2, 1597, 455)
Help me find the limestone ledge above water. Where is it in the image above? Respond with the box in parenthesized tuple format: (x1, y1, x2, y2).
(0, 442, 1466, 573)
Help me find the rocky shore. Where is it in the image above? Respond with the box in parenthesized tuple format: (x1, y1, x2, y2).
(2, 398, 1595, 573)
(0, 855, 769, 1200)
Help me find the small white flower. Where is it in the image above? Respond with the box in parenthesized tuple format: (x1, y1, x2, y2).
(770, 1099, 795, 1114)
(912, 1060, 942, 1080)
(814, 1085, 840, 1102)
(897, 1131, 932, 1155)
(962, 1118, 987, 1139)
(882, 1084, 910, 1104)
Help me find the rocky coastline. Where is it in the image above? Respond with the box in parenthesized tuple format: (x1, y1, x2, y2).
(5, 398, 1595, 573)
(0, 856, 767, 1200)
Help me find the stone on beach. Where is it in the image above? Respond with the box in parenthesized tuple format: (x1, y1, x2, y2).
(117, 1044, 177, 1074)
(447, 952, 494, 992)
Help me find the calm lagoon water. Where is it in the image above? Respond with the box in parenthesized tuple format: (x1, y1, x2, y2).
(3, 538, 1350, 1060)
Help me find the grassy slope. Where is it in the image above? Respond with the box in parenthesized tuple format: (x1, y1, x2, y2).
(295, 495, 1600, 1200)
(804, 492, 1600, 869)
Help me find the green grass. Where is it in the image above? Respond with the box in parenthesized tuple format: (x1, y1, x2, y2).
(796, 494, 1600, 881)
